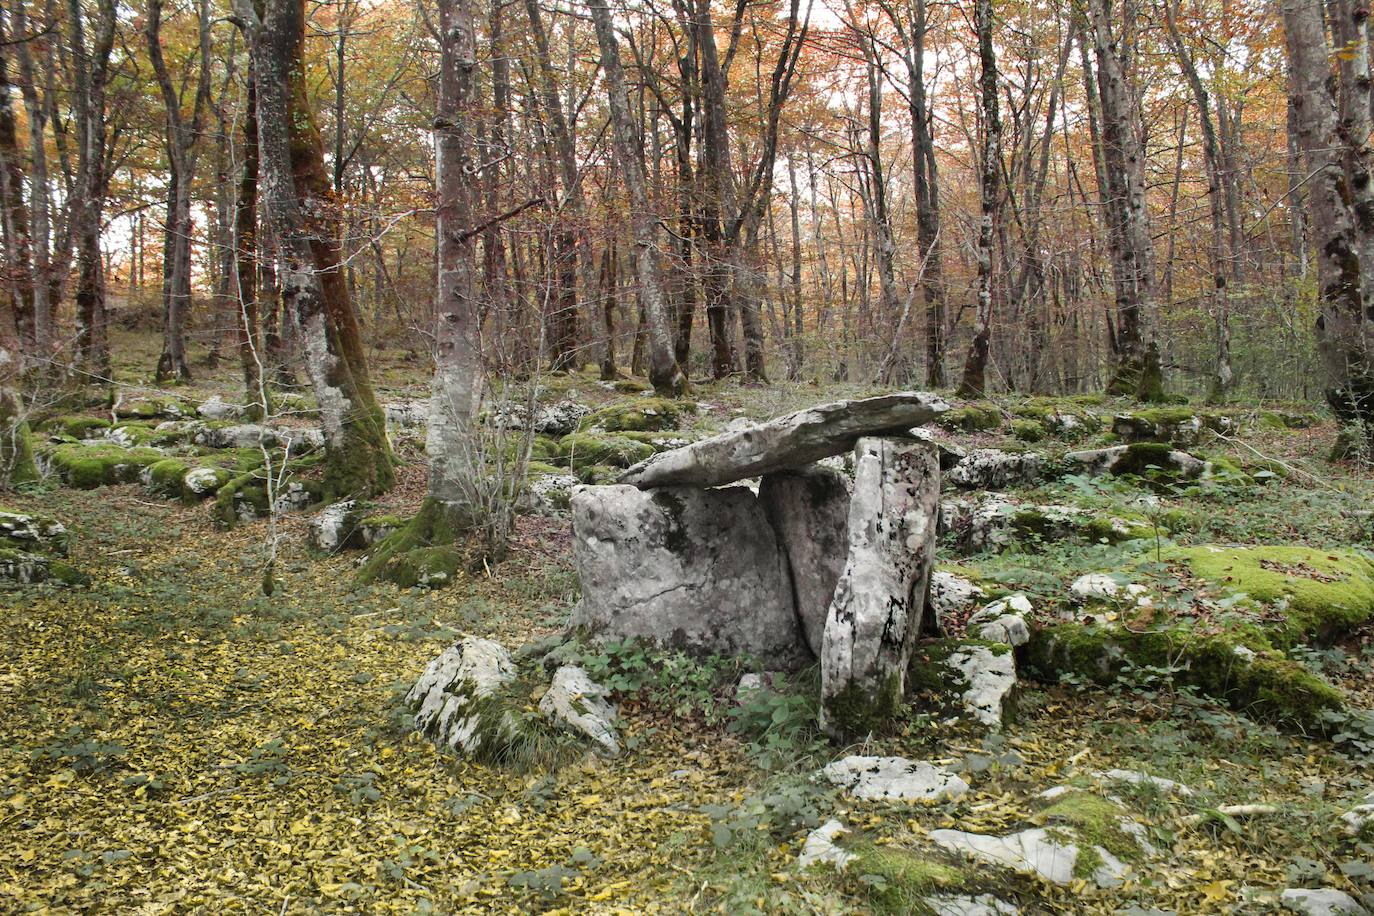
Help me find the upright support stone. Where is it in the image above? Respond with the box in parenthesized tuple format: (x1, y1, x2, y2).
(820, 437, 940, 740)
(759, 465, 851, 656)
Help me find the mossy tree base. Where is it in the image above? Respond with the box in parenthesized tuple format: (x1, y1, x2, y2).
(355, 496, 473, 588)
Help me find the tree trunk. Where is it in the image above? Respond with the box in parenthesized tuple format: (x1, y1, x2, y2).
(957, 0, 1001, 398)
(588, 0, 686, 396)
(236, 72, 264, 417)
(238, 0, 394, 498)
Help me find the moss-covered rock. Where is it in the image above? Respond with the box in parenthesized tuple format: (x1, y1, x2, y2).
(41, 443, 165, 489)
(578, 396, 695, 432)
(42, 415, 112, 440)
(575, 464, 620, 485)
(114, 397, 196, 420)
(143, 458, 192, 497)
(1024, 621, 1344, 730)
(557, 432, 655, 469)
(936, 403, 1003, 433)
(1030, 791, 1142, 879)
(0, 508, 69, 556)
(1011, 419, 1047, 443)
(1173, 545, 1374, 644)
(0, 547, 88, 586)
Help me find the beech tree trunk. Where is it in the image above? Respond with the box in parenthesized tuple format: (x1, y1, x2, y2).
(957, 0, 1000, 397)
(238, 0, 394, 498)
(235, 73, 264, 416)
(588, 0, 687, 396)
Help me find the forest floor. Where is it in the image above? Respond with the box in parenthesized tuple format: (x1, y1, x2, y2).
(2, 331, 1374, 914)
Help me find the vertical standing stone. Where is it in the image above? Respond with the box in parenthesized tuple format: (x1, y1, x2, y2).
(820, 437, 940, 740)
(758, 465, 851, 657)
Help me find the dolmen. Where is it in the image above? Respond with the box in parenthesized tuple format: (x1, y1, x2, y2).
(569, 391, 949, 740)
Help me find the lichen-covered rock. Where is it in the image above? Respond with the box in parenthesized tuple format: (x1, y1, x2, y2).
(527, 471, 581, 515)
(197, 394, 245, 421)
(797, 820, 855, 871)
(114, 397, 194, 420)
(538, 665, 619, 754)
(491, 399, 592, 437)
(930, 818, 1133, 889)
(579, 396, 695, 433)
(936, 403, 1003, 432)
(193, 423, 323, 454)
(759, 465, 851, 656)
(908, 639, 1017, 728)
(182, 466, 232, 499)
(939, 496, 1020, 553)
(619, 391, 948, 488)
(406, 637, 517, 754)
(1280, 888, 1369, 915)
(1342, 794, 1374, 836)
(0, 548, 87, 586)
(570, 484, 809, 669)
(929, 570, 985, 630)
(557, 432, 656, 470)
(1070, 573, 1150, 604)
(924, 894, 1020, 915)
(946, 449, 1047, 490)
(0, 509, 68, 556)
(1112, 408, 1237, 446)
(1065, 443, 1207, 481)
(821, 755, 969, 801)
(384, 399, 428, 430)
(311, 500, 361, 552)
(820, 438, 940, 739)
(967, 594, 1032, 647)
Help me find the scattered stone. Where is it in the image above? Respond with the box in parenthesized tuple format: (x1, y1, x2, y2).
(929, 570, 985, 630)
(491, 399, 591, 437)
(183, 466, 230, 498)
(759, 465, 851, 656)
(197, 395, 245, 421)
(193, 423, 323, 453)
(385, 399, 429, 429)
(940, 496, 1020, 553)
(929, 828, 1080, 885)
(822, 755, 969, 802)
(539, 665, 620, 755)
(0, 509, 68, 556)
(1342, 795, 1374, 836)
(1065, 444, 1207, 480)
(943, 644, 1017, 727)
(820, 438, 940, 739)
(406, 637, 516, 754)
(1280, 888, 1370, 915)
(1094, 769, 1194, 797)
(312, 500, 361, 552)
(1070, 573, 1150, 604)
(618, 390, 948, 488)
(924, 894, 1019, 916)
(570, 485, 809, 669)
(908, 426, 967, 470)
(527, 471, 581, 515)
(797, 820, 855, 871)
(946, 449, 1047, 490)
(967, 595, 1032, 647)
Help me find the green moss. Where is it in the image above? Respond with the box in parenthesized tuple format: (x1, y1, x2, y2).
(1033, 791, 1139, 868)
(43, 415, 112, 439)
(1011, 419, 1047, 443)
(844, 842, 965, 914)
(822, 673, 904, 741)
(611, 378, 652, 394)
(936, 403, 1003, 432)
(145, 458, 191, 497)
(579, 396, 695, 432)
(1024, 622, 1344, 731)
(383, 546, 463, 588)
(557, 433, 655, 469)
(1110, 442, 1178, 477)
(1081, 515, 1159, 544)
(1173, 545, 1374, 643)
(42, 443, 165, 489)
(576, 464, 620, 485)
(360, 513, 408, 529)
(356, 496, 470, 586)
(612, 430, 691, 451)
(526, 461, 566, 479)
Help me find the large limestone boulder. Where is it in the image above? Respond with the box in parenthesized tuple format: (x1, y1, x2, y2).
(570, 484, 809, 668)
(946, 449, 1047, 490)
(819, 437, 940, 739)
(406, 636, 517, 755)
(618, 391, 947, 488)
(759, 465, 851, 656)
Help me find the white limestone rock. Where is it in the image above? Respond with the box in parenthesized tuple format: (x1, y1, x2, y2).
(311, 500, 360, 552)
(924, 894, 1019, 916)
(1281, 889, 1370, 915)
(797, 820, 855, 871)
(0, 510, 68, 557)
(929, 828, 1080, 885)
(947, 449, 1047, 491)
(821, 755, 969, 802)
(1070, 573, 1150, 604)
(944, 644, 1018, 728)
(197, 394, 245, 421)
(384, 399, 429, 429)
(1065, 445, 1207, 480)
(491, 399, 592, 437)
(967, 594, 1033, 647)
(406, 637, 516, 754)
(528, 472, 581, 516)
(929, 571, 986, 630)
(539, 665, 620, 754)
(183, 466, 229, 497)
(1094, 768, 1194, 797)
